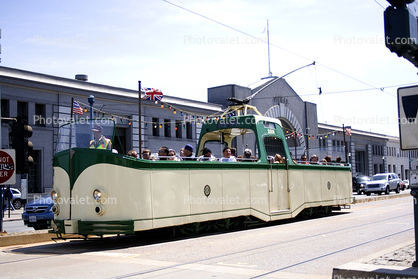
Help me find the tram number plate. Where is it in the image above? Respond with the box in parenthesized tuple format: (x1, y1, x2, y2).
(29, 216, 37, 222)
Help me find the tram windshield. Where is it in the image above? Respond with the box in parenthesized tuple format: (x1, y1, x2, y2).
(55, 119, 115, 153)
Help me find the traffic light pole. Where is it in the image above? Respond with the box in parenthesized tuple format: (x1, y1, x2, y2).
(0, 190, 3, 232)
(410, 170, 418, 267)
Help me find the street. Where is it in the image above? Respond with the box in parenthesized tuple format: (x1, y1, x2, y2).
(2, 208, 34, 233)
(0, 194, 415, 278)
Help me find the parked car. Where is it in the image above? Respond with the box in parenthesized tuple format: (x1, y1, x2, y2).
(364, 173, 402, 196)
(352, 176, 370, 195)
(22, 194, 54, 230)
(403, 180, 410, 189)
(1, 187, 22, 210)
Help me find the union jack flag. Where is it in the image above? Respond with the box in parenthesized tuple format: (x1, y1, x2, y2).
(142, 88, 163, 101)
(72, 100, 83, 115)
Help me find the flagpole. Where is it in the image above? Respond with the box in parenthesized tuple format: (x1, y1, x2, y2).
(69, 98, 74, 150)
(138, 81, 142, 157)
(70, 97, 74, 121)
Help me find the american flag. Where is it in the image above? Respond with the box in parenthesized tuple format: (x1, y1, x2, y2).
(142, 88, 163, 101)
(72, 100, 84, 115)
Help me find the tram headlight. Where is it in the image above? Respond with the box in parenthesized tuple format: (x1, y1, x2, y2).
(50, 190, 59, 202)
(93, 188, 107, 203)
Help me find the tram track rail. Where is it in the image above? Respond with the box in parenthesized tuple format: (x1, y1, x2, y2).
(106, 211, 412, 278)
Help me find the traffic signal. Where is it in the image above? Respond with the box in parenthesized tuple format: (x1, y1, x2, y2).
(384, 2, 418, 67)
(10, 117, 33, 174)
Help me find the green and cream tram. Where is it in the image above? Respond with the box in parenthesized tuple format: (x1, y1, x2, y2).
(50, 105, 353, 238)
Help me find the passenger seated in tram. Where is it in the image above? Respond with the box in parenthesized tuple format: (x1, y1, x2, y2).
(168, 149, 181, 161)
(182, 144, 196, 161)
(142, 149, 151, 160)
(300, 155, 309, 164)
(336, 156, 344, 166)
(310, 154, 319, 164)
(242, 148, 252, 161)
(197, 147, 217, 161)
(230, 147, 237, 158)
(220, 147, 237, 162)
(273, 154, 284, 163)
(158, 146, 169, 160)
(127, 150, 138, 158)
(324, 155, 332, 165)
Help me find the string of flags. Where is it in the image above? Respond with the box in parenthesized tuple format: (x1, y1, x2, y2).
(72, 96, 227, 128)
(285, 130, 350, 140)
(72, 93, 353, 138)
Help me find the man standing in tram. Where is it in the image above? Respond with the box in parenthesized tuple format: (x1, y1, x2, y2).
(90, 124, 112, 150)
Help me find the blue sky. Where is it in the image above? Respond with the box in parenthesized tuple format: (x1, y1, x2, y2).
(2, 0, 418, 137)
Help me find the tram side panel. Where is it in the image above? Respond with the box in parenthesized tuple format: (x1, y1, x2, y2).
(303, 170, 322, 208)
(288, 169, 306, 218)
(221, 168, 251, 219)
(250, 168, 271, 222)
(189, 170, 223, 223)
(335, 171, 353, 205)
(151, 169, 191, 228)
(268, 168, 291, 222)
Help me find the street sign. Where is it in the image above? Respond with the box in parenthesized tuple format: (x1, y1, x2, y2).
(398, 86, 418, 150)
(0, 149, 16, 185)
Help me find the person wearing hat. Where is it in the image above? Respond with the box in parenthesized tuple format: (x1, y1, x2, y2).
(182, 144, 196, 161)
(90, 124, 112, 150)
(197, 147, 216, 161)
(243, 149, 252, 158)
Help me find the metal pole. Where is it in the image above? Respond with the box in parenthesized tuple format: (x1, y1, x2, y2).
(0, 188, 3, 232)
(88, 95, 95, 120)
(411, 186, 418, 267)
(88, 95, 95, 141)
(267, 20, 272, 78)
(410, 170, 418, 267)
(138, 81, 142, 157)
(343, 124, 347, 163)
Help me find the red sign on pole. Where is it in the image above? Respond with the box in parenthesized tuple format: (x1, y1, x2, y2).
(0, 150, 16, 185)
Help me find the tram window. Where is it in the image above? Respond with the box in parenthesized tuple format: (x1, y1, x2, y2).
(263, 122, 276, 129)
(264, 137, 285, 158)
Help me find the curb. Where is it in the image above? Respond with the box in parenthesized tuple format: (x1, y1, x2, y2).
(0, 231, 53, 247)
(353, 190, 411, 204)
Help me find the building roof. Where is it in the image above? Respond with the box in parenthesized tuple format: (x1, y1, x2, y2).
(0, 66, 223, 112)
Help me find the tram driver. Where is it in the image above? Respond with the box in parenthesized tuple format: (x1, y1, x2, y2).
(90, 124, 112, 150)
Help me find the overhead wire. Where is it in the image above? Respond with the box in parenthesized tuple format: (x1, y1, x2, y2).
(373, 0, 386, 9)
(162, 0, 405, 98)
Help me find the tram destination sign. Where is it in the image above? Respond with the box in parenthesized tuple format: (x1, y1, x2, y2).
(0, 149, 16, 185)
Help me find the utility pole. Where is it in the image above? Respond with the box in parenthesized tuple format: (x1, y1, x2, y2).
(138, 81, 142, 156)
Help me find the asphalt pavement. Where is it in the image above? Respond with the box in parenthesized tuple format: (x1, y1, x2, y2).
(1, 190, 417, 278)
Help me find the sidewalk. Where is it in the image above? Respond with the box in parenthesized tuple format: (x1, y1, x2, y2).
(1, 207, 23, 222)
(334, 190, 418, 278)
